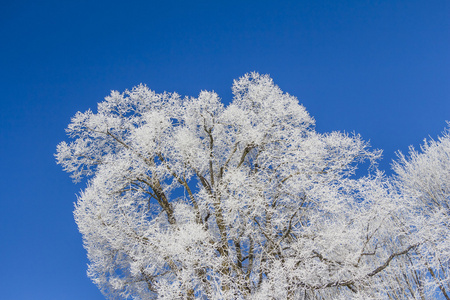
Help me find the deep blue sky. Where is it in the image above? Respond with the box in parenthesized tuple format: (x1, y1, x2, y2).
(0, 1, 448, 299)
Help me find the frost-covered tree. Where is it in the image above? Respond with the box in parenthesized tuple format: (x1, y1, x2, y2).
(390, 126, 450, 299)
(57, 73, 425, 299)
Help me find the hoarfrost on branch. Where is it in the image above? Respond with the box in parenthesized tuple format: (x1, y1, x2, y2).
(56, 73, 450, 299)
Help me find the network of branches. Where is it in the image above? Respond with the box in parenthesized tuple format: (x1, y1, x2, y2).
(57, 73, 450, 299)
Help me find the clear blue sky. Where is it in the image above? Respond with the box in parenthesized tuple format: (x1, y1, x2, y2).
(0, 1, 448, 299)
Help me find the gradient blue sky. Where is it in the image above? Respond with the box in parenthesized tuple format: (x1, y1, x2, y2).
(0, 1, 449, 299)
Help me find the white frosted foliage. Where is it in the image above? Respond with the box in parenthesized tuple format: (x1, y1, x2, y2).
(57, 73, 449, 299)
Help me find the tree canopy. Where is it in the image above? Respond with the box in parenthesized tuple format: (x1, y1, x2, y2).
(57, 73, 450, 299)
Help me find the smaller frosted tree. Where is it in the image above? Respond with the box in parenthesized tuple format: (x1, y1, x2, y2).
(57, 73, 422, 299)
(392, 125, 450, 299)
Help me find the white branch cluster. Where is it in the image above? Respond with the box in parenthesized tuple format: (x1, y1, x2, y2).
(56, 73, 450, 299)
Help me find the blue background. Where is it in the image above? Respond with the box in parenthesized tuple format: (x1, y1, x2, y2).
(0, 1, 448, 299)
